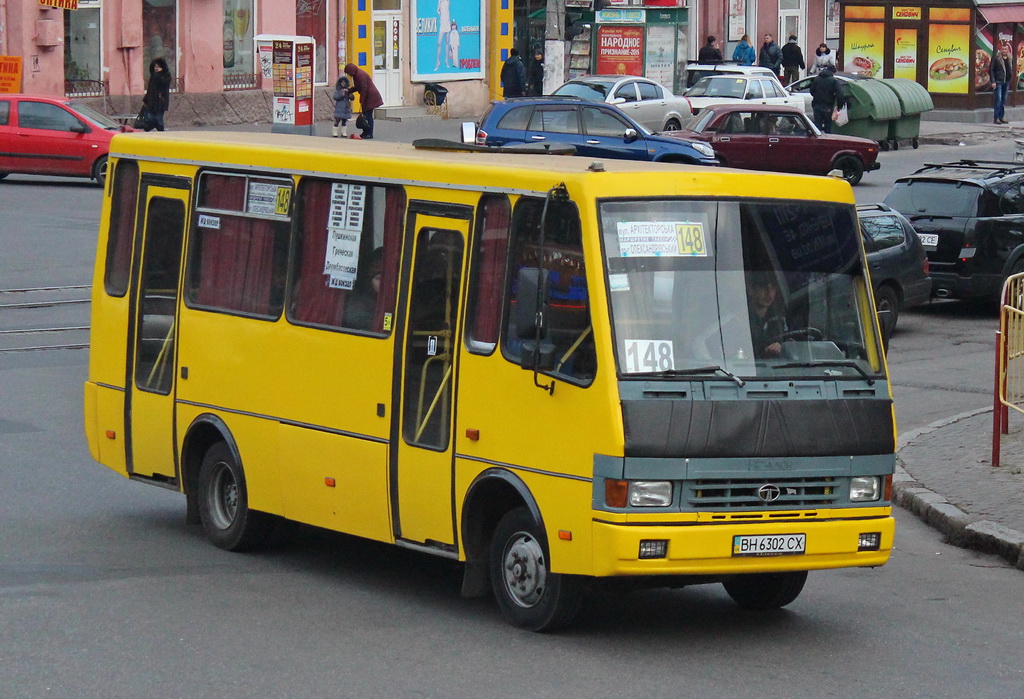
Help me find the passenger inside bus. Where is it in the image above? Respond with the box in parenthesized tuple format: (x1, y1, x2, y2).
(344, 247, 383, 330)
(747, 273, 788, 358)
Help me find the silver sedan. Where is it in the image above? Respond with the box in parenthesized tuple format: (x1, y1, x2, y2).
(552, 75, 693, 132)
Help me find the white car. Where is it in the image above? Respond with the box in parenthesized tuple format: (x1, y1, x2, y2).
(683, 62, 778, 90)
(552, 75, 693, 132)
(684, 74, 812, 115)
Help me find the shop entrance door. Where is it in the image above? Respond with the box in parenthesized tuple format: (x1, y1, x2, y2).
(373, 13, 403, 107)
(779, 0, 807, 76)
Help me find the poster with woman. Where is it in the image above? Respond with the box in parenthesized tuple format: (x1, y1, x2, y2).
(412, 0, 484, 80)
(826, 0, 840, 40)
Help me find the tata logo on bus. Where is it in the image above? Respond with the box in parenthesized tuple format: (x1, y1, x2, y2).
(892, 7, 922, 20)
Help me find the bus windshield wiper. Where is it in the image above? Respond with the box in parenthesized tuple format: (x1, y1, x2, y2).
(776, 360, 876, 385)
(625, 365, 746, 387)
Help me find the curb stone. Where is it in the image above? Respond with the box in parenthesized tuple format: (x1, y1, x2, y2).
(895, 407, 1024, 570)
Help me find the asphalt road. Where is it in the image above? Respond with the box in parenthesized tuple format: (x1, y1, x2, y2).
(1, 138, 1022, 697)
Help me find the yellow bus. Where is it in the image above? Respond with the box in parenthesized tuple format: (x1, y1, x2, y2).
(84, 132, 896, 630)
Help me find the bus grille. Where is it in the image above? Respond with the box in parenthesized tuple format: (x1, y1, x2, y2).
(685, 477, 839, 509)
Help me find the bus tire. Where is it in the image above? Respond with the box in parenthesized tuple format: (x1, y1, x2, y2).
(723, 571, 808, 611)
(197, 442, 273, 552)
(489, 507, 585, 631)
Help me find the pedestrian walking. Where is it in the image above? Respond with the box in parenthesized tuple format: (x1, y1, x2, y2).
(732, 34, 756, 66)
(527, 48, 545, 96)
(758, 33, 782, 77)
(331, 74, 354, 138)
(780, 35, 805, 86)
(808, 64, 846, 133)
(698, 36, 723, 63)
(808, 42, 836, 75)
(501, 49, 527, 98)
(141, 57, 171, 132)
(991, 46, 1012, 124)
(343, 63, 384, 139)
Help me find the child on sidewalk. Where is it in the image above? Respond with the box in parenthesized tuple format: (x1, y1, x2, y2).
(332, 74, 354, 137)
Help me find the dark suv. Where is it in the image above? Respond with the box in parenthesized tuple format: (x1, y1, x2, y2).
(883, 160, 1024, 301)
(465, 96, 718, 166)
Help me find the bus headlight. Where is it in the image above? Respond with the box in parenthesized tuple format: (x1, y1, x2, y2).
(629, 481, 673, 507)
(850, 476, 881, 502)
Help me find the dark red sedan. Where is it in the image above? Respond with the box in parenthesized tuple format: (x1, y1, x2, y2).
(0, 94, 134, 186)
(669, 104, 881, 185)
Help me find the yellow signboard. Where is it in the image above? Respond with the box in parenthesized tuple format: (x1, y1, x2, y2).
(892, 6, 922, 21)
(927, 22, 970, 93)
(0, 55, 23, 93)
(894, 28, 918, 79)
(845, 6, 885, 20)
(39, 0, 78, 9)
(930, 8, 970, 22)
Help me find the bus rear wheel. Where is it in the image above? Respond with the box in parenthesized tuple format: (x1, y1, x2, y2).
(489, 508, 585, 631)
(723, 571, 808, 610)
(197, 442, 274, 551)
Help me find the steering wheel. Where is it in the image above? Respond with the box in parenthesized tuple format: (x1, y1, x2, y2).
(770, 327, 823, 344)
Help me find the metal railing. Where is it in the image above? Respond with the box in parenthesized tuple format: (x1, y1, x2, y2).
(224, 72, 260, 91)
(992, 270, 1024, 466)
(65, 79, 108, 98)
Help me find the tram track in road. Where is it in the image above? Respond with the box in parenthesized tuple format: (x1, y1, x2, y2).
(0, 285, 92, 352)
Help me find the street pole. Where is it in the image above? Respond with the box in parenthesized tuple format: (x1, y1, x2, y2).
(544, 0, 566, 93)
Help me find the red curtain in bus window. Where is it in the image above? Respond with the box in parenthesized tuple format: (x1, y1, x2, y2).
(291, 179, 347, 327)
(470, 196, 510, 345)
(373, 187, 406, 332)
(104, 160, 140, 296)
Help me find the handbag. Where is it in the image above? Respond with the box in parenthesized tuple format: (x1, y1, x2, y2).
(832, 105, 849, 127)
(134, 110, 153, 130)
(355, 113, 368, 131)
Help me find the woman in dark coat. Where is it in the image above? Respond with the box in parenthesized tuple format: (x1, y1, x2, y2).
(142, 57, 171, 132)
(343, 63, 384, 139)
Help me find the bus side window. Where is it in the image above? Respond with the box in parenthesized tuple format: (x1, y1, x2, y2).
(465, 194, 511, 354)
(103, 159, 140, 297)
(501, 198, 596, 385)
(288, 178, 404, 334)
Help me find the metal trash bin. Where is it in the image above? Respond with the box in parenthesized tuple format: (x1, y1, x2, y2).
(833, 78, 902, 146)
(880, 78, 934, 150)
(423, 83, 449, 118)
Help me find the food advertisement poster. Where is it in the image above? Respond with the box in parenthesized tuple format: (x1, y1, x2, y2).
(1017, 33, 1024, 91)
(927, 23, 970, 93)
(596, 26, 644, 76)
(844, 22, 885, 77)
(975, 24, 994, 92)
(893, 28, 918, 80)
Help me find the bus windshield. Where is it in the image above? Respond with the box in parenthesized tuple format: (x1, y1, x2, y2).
(600, 198, 882, 379)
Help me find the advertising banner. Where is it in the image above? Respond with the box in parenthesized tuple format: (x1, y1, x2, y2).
(39, 0, 78, 9)
(893, 28, 918, 80)
(728, 0, 745, 42)
(843, 22, 885, 77)
(0, 56, 23, 93)
(411, 0, 484, 81)
(645, 25, 675, 88)
(257, 35, 316, 133)
(295, 41, 314, 127)
(596, 25, 644, 75)
(927, 22, 970, 93)
(975, 23, 994, 92)
(892, 6, 922, 21)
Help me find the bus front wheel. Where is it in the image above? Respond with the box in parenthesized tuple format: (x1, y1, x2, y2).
(723, 571, 808, 610)
(197, 442, 274, 552)
(489, 508, 585, 631)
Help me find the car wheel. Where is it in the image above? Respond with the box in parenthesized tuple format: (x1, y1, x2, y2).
(874, 284, 900, 349)
(833, 155, 865, 186)
(489, 507, 585, 631)
(198, 442, 275, 551)
(92, 155, 108, 187)
(663, 118, 682, 131)
(723, 571, 808, 610)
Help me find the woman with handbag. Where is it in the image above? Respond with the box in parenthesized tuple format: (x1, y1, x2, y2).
(343, 63, 383, 139)
(141, 58, 171, 132)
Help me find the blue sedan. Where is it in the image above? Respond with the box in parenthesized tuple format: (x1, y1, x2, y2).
(465, 97, 718, 165)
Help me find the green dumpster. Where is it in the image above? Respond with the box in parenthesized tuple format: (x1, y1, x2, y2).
(833, 78, 902, 144)
(879, 77, 934, 149)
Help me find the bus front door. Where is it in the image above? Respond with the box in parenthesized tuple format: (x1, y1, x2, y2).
(394, 213, 470, 547)
(125, 183, 189, 480)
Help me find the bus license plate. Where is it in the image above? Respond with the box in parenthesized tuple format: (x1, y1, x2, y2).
(733, 534, 806, 557)
(916, 233, 939, 248)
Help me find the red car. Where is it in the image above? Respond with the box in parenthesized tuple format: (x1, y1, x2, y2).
(669, 104, 881, 185)
(0, 94, 134, 186)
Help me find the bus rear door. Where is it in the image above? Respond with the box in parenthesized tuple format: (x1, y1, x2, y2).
(125, 179, 190, 480)
(394, 209, 470, 547)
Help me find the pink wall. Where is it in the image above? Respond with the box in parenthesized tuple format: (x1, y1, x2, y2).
(14, 5, 65, 95)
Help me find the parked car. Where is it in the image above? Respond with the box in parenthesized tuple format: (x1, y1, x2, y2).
(883, 160, 1024, 302)
(683, 73, 811, 115)
(551, 75, 693, 132)
(682, 62, 778, 90)
(465, 97, 718, 165)
(788, 71, 868, 96)
(668, 104, 880, 184)
(857, 203, 932, 346)
(0, 94, 133, 186)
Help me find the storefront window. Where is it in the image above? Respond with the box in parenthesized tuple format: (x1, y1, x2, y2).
(64, 2, 102, 85)
(296, 0, 328, 84)
(223, 0, 255, 77)
(143, 0, 177, 85)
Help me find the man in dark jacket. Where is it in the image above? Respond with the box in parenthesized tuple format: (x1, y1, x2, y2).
(758, 33, 782, 76)
(501, 49, 527, 99)
(808, 64, 846, 133)
(991, 46, 1011, 124)
(780, 35, 805, 86)
(344, 63, 384, 139)
(697, 36, 723, 63)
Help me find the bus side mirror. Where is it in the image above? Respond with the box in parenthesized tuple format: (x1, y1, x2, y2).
(515, 267, 556, 371)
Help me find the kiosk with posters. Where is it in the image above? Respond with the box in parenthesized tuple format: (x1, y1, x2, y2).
(255, 34, 316, 135)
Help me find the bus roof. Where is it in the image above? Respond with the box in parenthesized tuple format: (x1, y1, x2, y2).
(109, 131, 857, 204)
